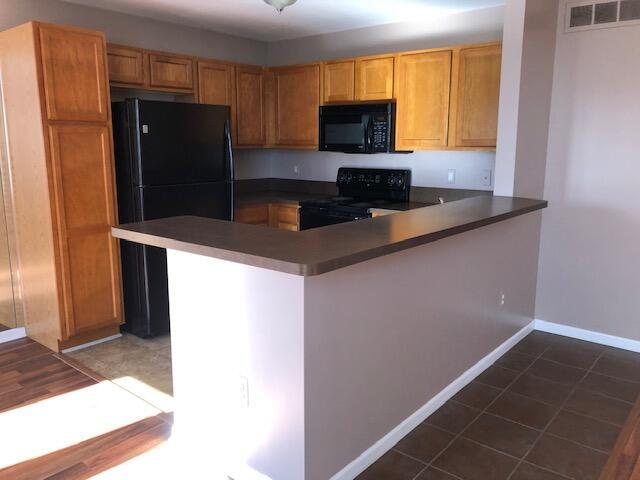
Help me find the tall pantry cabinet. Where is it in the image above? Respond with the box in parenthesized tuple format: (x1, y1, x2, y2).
(0, 22, 123, 351)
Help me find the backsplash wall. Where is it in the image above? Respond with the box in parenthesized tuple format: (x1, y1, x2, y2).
(234, 149, 495, 190)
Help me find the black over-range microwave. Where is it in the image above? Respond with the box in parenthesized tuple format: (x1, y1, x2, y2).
(319, 102, 405, 154)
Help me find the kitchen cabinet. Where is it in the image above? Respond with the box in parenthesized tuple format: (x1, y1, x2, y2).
(0, 22, 122, 351)
(394, 50, 452, 150)
(40, 26, 110, 122)
(148, 53, 194, 90)
(271, 64, 321, 148)
(449, 44, 502, 148)
(107, 44, 145, 86)
(236, 65, 266, 147)
(198, 60, 236, 141)
(355, 55, 395, 101)
(235, 203, 300, 231)
(323, 60, 355, 103)
(268, 204, 299, 231)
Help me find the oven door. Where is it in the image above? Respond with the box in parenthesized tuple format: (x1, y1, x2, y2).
(319, 113, 372, 153)
(299, 207, 369, 231)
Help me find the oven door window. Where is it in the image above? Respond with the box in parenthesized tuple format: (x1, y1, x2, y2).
(300, 208, 366, 231)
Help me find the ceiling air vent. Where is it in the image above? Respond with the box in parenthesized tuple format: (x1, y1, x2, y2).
(566, 0, 640, 32)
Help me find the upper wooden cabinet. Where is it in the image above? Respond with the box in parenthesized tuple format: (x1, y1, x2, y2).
(107, 44, 144, 86)
(450, 44, 502, 148)
(271, 64, 320, 148)
(395, 50, 452, 150)
(236, 66, 266, 147)
(149, 53, 193, 90)
(198, 60, 236, 141)
(39, 25, 109, 122)
(323, 60, 355, 103)
(356, 55, 395, 101)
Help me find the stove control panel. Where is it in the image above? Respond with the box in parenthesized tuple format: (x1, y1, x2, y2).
(337, 168, 411, 200)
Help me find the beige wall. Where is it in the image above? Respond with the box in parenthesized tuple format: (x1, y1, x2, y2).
(0, 0, 266, 64)
(535, 1, 640, 340)
(305, 212, 542, 479)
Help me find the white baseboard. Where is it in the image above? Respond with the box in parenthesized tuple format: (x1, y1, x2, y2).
(0, 327, 26, 344)
(535, 319, 640, 353)
(61, 333, 122, 353)
(330, 320, 535, 480)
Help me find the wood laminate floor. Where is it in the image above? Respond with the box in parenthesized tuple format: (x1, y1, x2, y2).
(0, 337, 171, 480)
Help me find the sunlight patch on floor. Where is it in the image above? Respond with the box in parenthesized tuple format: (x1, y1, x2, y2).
(0, 381, 161, 469)
(112, 375, 174, 413)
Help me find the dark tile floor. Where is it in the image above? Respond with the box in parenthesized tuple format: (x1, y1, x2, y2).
(357, 331, 640, 480)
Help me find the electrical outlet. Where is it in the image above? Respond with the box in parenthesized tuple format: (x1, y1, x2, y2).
(293, 164, 300, 175)
(239, 376, 249, 408)
(447, 169, 456, 184)
(499, 293, 506, 306)
(480, 170, 492, 187)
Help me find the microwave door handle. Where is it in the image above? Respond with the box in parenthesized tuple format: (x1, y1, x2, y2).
(365, 116, 374, 152)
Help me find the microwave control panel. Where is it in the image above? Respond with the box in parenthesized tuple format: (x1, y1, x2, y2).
(371, 114, 390, 152)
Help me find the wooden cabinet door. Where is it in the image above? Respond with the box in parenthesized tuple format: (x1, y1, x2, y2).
(198, 61, 236, 141)
(356, 56, 394, 101)
(273, 64, 320, 148)
(395, 50, 452, 150)
(269, 204, 299, 231)
(149, 54, 193, 90)
(451, 45, 502, 148)
(323, 60, 355, 103)
(107, 44, 144, 86)
(234, 204, 269, 226)
(236, 66, 265, 147)
(48, 124, 122, 338)
(38, 25, 109, 122)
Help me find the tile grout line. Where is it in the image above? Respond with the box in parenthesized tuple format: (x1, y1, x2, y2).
(504, 346, 608, 480)
(419, 338, 557, 478)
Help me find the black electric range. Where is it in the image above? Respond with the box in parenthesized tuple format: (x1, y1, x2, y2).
(299, 168, 433, 230)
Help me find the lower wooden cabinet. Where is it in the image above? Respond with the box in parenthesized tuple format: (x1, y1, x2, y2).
(235, 203, 299, 231)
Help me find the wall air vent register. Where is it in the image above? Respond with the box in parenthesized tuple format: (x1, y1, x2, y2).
(566, 0, 640, 32)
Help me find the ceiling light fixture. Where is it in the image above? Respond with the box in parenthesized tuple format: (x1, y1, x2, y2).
(263, 0, 298, 13)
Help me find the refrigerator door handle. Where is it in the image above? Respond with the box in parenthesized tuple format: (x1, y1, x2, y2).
(224, 118, 234, 221)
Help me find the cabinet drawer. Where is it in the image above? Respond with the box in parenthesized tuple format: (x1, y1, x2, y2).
(149, 54, 193, 90)
(235, 204, 269, 225)
(107, 44, 144, 85)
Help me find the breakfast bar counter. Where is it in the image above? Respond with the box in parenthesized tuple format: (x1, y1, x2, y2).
(112, 195, 547, 276)
(111, 195, 547, 480)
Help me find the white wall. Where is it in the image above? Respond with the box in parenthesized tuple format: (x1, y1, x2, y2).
(264, 150, 495, 190)
(535, 2, 640, 339)
(0, 0, 266, 65)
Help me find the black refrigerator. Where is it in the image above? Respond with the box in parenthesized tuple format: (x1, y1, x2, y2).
(112, 99, 233, 338)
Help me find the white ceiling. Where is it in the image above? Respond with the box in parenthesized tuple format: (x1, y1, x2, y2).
(61, 0, 505, 42)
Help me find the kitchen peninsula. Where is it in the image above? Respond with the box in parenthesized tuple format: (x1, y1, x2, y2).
(112, 195, 546, 480)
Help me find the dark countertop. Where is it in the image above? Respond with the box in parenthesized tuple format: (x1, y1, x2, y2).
(234, 190, 327, 206)
(112, 196, 547, 277)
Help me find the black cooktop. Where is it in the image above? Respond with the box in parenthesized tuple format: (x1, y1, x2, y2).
(299, 195, 432, 214)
